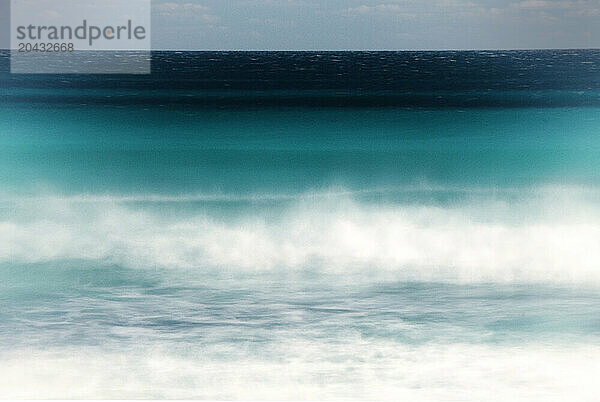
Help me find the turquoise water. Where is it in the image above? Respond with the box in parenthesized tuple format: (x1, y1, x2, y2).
(3, 106, 600, 194)
(2, 51, 600, 399)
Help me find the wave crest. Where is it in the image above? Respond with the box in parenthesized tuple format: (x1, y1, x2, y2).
(3, 191, 600, 284)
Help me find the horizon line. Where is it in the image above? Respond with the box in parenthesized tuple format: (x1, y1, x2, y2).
(1, 47, 599, 52)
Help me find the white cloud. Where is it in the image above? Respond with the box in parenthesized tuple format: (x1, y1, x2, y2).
(513, 0, 578, 9)
(153, 2, 219, 22)
(505, 0, 600, 20)
(344, 0, 483, 18)
(510, 0, 600, 12)
(345, 0, 600, 19)
(344, 3, 419, 18)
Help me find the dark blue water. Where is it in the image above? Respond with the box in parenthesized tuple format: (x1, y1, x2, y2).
(2, 49, 600, 107)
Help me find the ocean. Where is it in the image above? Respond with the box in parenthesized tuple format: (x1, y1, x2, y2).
(1, 50, 600, 400)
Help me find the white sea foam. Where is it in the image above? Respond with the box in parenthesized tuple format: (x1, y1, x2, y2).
(1, 183, 599, 203)
(1, 341, 599, 400)
(2, 187, 600, 284)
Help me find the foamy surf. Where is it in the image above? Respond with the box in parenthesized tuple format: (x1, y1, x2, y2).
(2, 342, 599, 400)
(2, 188, 600, 284)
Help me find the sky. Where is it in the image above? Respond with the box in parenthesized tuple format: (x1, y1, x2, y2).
(1, 0, 600, 50)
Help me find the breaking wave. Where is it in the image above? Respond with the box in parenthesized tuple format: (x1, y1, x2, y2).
(2, 187, 600, 284)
